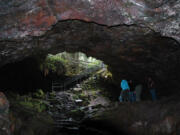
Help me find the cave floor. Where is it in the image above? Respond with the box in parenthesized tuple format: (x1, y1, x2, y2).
(5, 74, 180, 135)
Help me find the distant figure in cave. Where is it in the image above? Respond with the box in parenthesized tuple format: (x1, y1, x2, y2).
(135, 83, 143, 102)
(129, 80, 136, 102)
(147, 77, 157, 101)
(119, 79, 130, 102)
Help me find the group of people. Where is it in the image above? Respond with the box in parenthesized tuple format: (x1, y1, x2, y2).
(119, 77, 157, 102)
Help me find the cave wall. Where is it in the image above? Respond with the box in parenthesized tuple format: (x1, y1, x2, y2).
(0, 0, 180, 94)
(0, 57, 58, 93)
(0, 0, 180, 41)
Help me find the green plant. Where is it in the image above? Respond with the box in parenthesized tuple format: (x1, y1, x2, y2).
(41, 54, 66, 75)
(19, 101, 34, 108)
(72, 95, 79, 100)
(33, 89, 45, 99)
(19, 99, 47, 113)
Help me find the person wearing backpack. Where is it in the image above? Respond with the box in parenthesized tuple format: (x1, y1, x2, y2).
(119, 79, 130, 102)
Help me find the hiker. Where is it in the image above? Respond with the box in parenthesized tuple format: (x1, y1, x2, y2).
(129, 80, 136, 102)
(119, 79, 130, 102)
(129, 90, 136, 102)
(135, 84, 143, 101)
(147, 77, 157, 101)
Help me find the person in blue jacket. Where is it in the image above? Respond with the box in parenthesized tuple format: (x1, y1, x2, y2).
(119, 79, 130, 102)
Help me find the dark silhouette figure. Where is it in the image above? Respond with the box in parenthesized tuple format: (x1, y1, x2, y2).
(147, 77, 157, 101)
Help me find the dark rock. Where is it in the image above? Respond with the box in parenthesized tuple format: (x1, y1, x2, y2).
(0, 92, 11, 135)
(0, 92, 9, 113)
(150, 116, 176, 135)
(0, 0, 180, 41)
(0, 0, 180, 95)
(90, 100, 180, 135)
(10, 106, 55, 135)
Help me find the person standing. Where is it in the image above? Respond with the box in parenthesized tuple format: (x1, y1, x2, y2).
(129, 80, 136, 102)
(147, 77, 157, 101)
(119, 79, 130, 102)
(135, 84, 143, 102)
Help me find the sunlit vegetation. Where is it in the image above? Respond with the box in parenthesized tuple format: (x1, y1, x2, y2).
(40, 54, 66, 76)
(40, 52, 104, 76)
(8, 89, 48, 113)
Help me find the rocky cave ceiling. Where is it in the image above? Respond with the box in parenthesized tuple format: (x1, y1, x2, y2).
(0, 0, 180, 83)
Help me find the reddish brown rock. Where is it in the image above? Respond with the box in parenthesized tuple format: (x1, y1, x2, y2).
(0, 0, 180, 41)
(0, 92, 10, 135)
(0, 92, 9, 113)
(0, 0, 180, 91)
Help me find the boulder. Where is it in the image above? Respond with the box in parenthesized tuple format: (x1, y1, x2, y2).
(0, 92, 11, 135)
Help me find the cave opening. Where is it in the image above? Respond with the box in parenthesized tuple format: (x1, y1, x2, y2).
(0, 51, 126, 135)
(0, 20, 180, 135)
(1, 20, 180, 98)
(0, 51, 115, 94)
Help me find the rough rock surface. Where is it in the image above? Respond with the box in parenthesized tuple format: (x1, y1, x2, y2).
(0, 0, 180, 41)
(0, 92, 11, 135)
(0, 0, 180, 89)
(86, 97, 180, 135)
